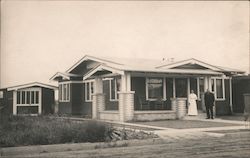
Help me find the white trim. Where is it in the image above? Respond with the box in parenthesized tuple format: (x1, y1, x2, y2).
(59, 81, 83, 84)
(197, 77, 200, 99)
(187, 77, 190, 103)
(163, 77, 166, 100)
(66, 55, 123, 73)
(109, 78, 120, 101)
(84, 81, 94, 102)
(229, 77, 233, 113)
(50, 72, 70, 81)
(156, 58, 222, 71)
(59, 83, 70, 102)
(211, 77, 225, 101)
(126, 72, 131, 91)
(13, 91, 17, 115)
(83, 64, 124, 80)
(14, 88, 42, 115)
(7, 82, 57, 91)
(173, 78, 176, 98)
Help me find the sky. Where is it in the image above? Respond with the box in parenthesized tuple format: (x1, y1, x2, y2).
(0, 1, 249, 88)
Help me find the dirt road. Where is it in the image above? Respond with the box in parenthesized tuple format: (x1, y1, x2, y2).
(11, 129, 250, 158)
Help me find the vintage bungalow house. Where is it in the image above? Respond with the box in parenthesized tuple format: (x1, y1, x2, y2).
(51, 55, 244, 122)
(0, 82, 57, 115)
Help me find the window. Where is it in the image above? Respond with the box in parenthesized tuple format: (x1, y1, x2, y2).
(0, 91, 3, 98)
(166, 78, 173, 98)
(16, 90, 39, 105)
(175, 78, 187, 98)
(216, 79, 223, 99)
(59, 83, 70, 102)
(110, 78, 121, 101)
(211, 78, 225, 100)
(85, 81, 94, 102)
(146, 78, 163, 100)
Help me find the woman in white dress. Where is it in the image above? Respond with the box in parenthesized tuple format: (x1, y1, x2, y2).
(188, 90, 198, 116)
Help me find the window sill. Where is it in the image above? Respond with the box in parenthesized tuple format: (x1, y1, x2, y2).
(215, 98, 225, 101)
(110, 99, 118, 102)
(85, 100, 92, 102)
(59, 100, 70, 102)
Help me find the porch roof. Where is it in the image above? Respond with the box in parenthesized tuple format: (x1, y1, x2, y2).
(50, 72, 82, 81)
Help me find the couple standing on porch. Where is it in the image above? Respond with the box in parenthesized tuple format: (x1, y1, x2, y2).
(187, 89, 215, 119)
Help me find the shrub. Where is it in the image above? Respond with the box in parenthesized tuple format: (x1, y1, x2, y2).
(0, 116, 114, 147)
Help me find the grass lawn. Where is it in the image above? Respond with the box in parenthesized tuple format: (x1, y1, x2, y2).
(0, 116, 113, 147)
(0, 116, 157, 147)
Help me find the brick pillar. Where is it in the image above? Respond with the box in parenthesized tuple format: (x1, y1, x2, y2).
(118, 91, 135, 122)
(170, 98, 177, 112)
(176, 98, 187, 120)
(92, 93, 105, 119)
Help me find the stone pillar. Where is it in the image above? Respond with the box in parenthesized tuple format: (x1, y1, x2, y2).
(118, 91, 135, 122)
(92, 93, 105, 119)
(176, 98, 187, 120)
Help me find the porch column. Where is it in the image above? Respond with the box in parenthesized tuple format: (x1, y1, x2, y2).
(204, 76, 209, 91)
(92, 77, 105, 119)
(187, 77, 190, 104)
(118, 72, 135, 122)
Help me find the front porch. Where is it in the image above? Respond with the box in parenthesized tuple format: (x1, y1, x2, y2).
(88, 71, 218, 122)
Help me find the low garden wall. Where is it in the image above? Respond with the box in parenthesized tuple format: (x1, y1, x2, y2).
(99, 111, 120, 121)
(133, 110, 176, 121)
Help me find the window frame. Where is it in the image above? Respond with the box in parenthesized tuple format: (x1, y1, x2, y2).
(16, 90, 40, 106)
(109, 78, 119, 101)
(59, 83, 70, 102)
(84, 81, 94, 102)
(211, 77, 225, 100)
(146, 77, 166, 101)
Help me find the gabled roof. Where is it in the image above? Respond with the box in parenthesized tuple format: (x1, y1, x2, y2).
(7, 82, 58, 91)
(83, 64, 124, 80)
(50, 72, 82, 81)
(51, 55, 244, 81)
(66, 55, 123, 73)
(156, 58, 222, 71)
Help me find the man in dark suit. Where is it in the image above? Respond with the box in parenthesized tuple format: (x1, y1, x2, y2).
(204, 89, 215, 119)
